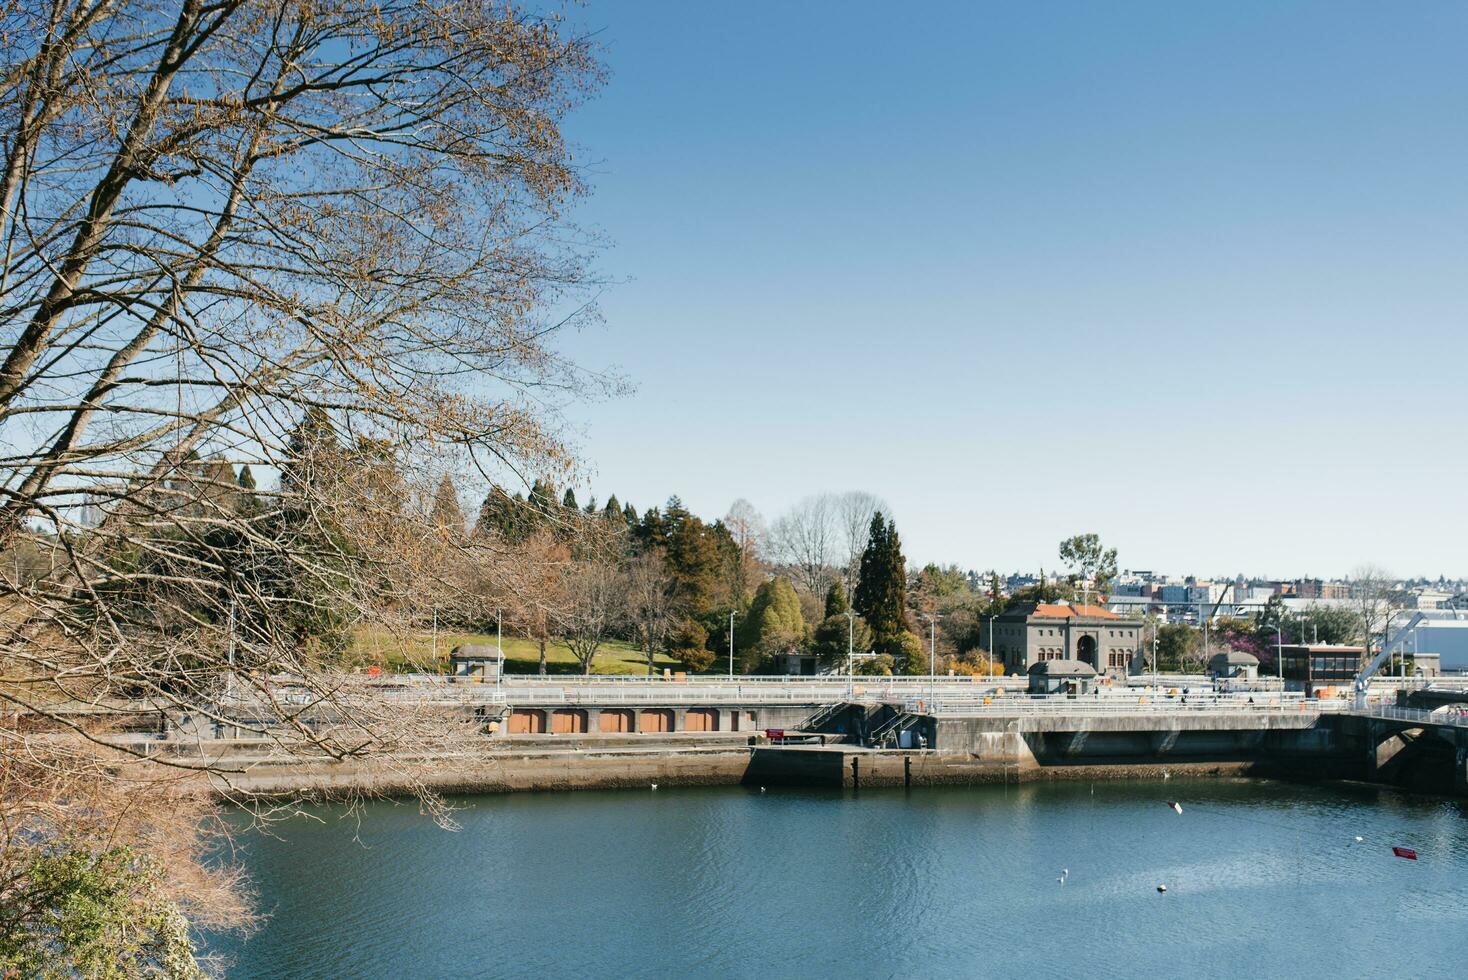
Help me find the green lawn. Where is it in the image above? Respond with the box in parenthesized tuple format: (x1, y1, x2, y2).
(348, 628, 681, 676)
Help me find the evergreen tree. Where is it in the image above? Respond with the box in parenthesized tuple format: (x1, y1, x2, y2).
(235, 463, 261, 516)
(622, 501, 637, 526)
(737, 576, 806, 672)
(431, 473, 464, 536)
(811, 611, 872, 667)
(527, 479, 556, 521)
(854, 512, 908, 639)
(824, 581, 849, 618)
(583, 495, 597, 514)
(604, 493, 620, 515)
(562, 487, 578, 510)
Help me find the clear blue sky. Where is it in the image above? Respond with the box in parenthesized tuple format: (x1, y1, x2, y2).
(550, 1, 1468, 580)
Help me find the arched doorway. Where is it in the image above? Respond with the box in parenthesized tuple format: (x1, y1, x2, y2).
(1076, 635, 1097, 668)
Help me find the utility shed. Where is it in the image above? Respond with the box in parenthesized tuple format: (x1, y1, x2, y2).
(1027, 659, 1097, 696)
(1209, 650, 1259, 680)
(449, 643, 501, 681)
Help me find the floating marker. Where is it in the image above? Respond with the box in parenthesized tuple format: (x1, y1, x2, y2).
(1392, 846, 1418, 861)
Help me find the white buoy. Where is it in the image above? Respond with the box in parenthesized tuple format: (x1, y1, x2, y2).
(1157, 884, 1167, 893)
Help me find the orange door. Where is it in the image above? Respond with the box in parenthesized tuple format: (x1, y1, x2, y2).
(639, 708, 673, 733)
(508, 709, 545, 734)
(551, 709, 587, 734)
(685, 708, 718, 732)
(598, 709, 633, 733)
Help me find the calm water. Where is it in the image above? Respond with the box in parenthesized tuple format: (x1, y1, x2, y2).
(210, 780, 1468, 979)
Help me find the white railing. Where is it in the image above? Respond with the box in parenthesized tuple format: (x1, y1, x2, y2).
(908, 694, 1353, 717)
(1362, 704, 1468, 728)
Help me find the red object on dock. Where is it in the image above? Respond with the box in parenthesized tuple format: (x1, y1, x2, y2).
(1392, 846, 1418, 860)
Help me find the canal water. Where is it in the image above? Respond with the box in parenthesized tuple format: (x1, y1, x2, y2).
(210, 779, 1468, 979)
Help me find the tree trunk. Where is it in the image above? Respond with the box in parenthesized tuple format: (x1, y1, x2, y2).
(538, 638, 546, 676)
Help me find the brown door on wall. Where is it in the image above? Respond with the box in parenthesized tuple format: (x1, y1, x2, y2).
(685, 708, 719, 732)
(599, 709, 634, 733)
(639, 708, 674, 733)
(508, 709, 546, 734)
(551, 709, 588, 734)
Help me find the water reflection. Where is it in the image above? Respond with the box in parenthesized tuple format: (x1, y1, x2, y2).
(212, 781, 1468, 979)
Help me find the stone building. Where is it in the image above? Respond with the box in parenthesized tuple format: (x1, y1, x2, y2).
(991, 601, 1143, 677)
(1027, 659, 1098, 696)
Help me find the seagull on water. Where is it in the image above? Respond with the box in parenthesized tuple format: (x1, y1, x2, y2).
(650, 783, 658, 791)
(1166, 801, 1183, 815)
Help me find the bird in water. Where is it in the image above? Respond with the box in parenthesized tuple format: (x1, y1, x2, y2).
(1355, 836, 1364, 843)
(1166, 801, 1183, 815)
(1157, 884, 1168, 893)
(760, 786, 767, 793)
(650, 783, 658, 791)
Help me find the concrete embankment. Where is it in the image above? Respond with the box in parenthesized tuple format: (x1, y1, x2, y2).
(211, 737, 1356, 799)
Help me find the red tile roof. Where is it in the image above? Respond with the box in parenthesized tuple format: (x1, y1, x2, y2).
(1031, 603, 1119, 620)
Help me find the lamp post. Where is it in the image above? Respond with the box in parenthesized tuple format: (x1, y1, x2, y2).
(728, 610, 736, 678)
(920, 612, 939, 705)
(496, 608, 504, 685)
(987, 614, 995, 678)
(845, 610, 856, 697)
(1274, 624, 1284, 686)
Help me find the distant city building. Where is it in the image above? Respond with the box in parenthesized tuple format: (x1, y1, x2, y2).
(992, 601, 1143, 678)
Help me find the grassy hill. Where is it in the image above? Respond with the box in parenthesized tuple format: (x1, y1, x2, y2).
(348, 628, 682, 675)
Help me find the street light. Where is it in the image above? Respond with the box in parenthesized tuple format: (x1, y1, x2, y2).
(1274, 624, 1284, 686)
(920, 612, 940, 705)
(987, 613, 995, 678)
(844, 609, 856, 697)
(728, 610, 736, 678)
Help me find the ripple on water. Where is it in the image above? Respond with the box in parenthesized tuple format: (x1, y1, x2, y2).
(210, 781, 1468, 980)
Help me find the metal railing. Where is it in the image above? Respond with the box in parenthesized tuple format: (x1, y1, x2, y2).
(1360, 704, 1468, 729)
(906, 694, 1354, 717)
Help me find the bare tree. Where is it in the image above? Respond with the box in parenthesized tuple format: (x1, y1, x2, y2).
(723, 498, 766, 604)
(0, 0, 605, 967)
(768, 494, 838, 596)
(1349, 563, 1397, 661)
(624, 549, 682, 676)
(835, 491, 888, 596)
(550, 525, 628, 675)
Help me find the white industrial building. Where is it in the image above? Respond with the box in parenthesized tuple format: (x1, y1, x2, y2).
(1382, 610, 1468, 673)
